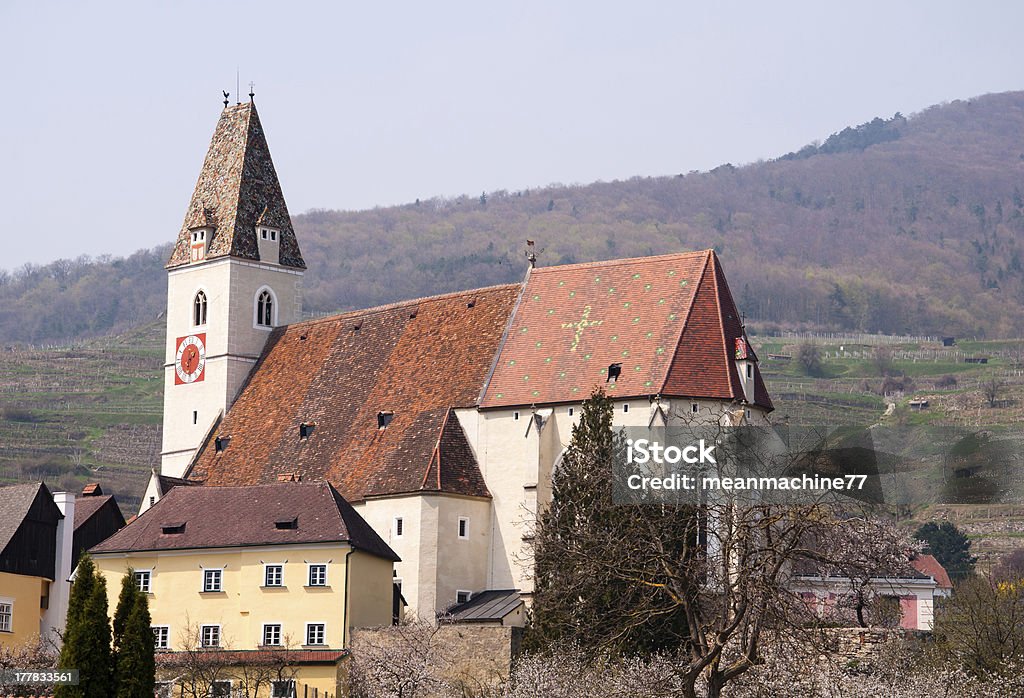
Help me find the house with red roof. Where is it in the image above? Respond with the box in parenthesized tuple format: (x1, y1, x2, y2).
(147, 99, 773, 619)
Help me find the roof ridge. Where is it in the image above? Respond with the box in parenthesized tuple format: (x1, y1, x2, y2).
(531, 249, 712, 274)
(286, 282, 521, 331)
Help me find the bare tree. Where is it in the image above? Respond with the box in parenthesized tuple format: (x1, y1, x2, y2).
(0, 639, 57, 698)
(163, 619, 235, 698)
(348, 621, 454, 698)
(981, 374, 1003, 408)
(529, 393, 916, 698)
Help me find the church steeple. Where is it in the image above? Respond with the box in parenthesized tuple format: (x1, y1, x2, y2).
(158, 101, 305, 486)
(166, 102, 305, 270)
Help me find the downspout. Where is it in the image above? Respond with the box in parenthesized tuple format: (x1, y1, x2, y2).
(342, 547, 355, 649)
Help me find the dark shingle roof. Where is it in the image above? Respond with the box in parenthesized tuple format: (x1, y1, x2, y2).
(166, 102, 304, 270)
(480, 250, 773, 410)
(0, 482, 49, 553)
(190, 286, 520, 501)
(73, 495, 113, 529)
(90, 482, 398, 561)
(443, 589, 522, 623)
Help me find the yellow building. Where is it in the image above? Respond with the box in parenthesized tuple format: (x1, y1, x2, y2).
(0, 482, 74, 649)
(90, 481, 398, 698)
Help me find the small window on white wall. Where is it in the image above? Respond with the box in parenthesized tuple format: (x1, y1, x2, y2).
(193, 291, 207, 326)
(256, 289, 275, 328)
(458, 517, 469, 540)
(746, 364, 753, 379)
(691, 403, 699, 414)
(394, 517, 404, 538)
(623, 403, 630, 413)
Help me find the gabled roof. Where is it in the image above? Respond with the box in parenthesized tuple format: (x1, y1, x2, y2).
(90, 482, 398, 561)
(480, 250, 772, 410)
(73, 495, 116, 530)
(0, 482, 55, 554)
(166, 102, 304, 270)
(911, 553, 953, 590)
(189, 286, 519, 501)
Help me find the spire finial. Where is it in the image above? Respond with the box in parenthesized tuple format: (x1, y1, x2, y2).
(222, 90, 230, 108)
(248, 81, 255, 101)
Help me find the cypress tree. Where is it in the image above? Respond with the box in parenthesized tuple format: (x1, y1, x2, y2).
(526, 388, 695, 654)
(56, 555, 97, 698)
(79, 575, 113, 698)
(112, 568, 137, 651)
(114, 590, 155, 698)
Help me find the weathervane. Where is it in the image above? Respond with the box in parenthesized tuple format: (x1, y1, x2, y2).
(525, 239, 545, 268)
(222, 90, 230, 107)
(249, 81, 255, 100)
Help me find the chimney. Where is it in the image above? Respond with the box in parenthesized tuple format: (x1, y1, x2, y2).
(45, 491, 75, 647)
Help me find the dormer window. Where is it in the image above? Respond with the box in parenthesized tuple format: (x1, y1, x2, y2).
(377, 411, 394, 429)
(193, 291, 207, 326)
(189, 227, 212, 263)
(162, 523, 186, 535)
(275, 518, 298, 530)
(299, 422, 315, 439)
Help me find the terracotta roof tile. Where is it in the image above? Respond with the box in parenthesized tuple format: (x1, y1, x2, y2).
(912, 553, 953, 589)
(91, 481, 397, 560)
(190, 286, 520, 500)
(481, 250, 772, 410)
(166, 102, 304, 270)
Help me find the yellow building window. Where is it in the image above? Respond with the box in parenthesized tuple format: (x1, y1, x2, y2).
(0, 601, 11, 632)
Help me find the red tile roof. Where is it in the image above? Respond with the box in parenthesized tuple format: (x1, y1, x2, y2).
(166, 102, 304, 270)
(156, 648, 347, 666)
(480, 250, 772, 410)
(189, 286, 521, 500)
(911, 553, 953, 589)
(90, 481, 398, 561)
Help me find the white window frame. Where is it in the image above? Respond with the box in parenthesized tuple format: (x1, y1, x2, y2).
(202, 568, 223, 593)
(208, 679, 231, 697)
(200, 624, 221, 648)
(262, 623, 283, 646)
(458, 516, 469, 540)
(305, 622, 326, 646)
(270, 679, 295, 698)
(264, 564, 284, 588)
(513, 410, 520, 421)
(253, 286, 278, 330)
(746, 363, 753, 379)
(0, 598, 12, 633)
(456, 590, 472, 604)
(152, 625, 170, 649)
(393, 516, 404, 538)
(134, 569, 152, 593)
(308, 563, 328, 587)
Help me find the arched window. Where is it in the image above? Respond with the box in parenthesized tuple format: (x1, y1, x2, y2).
(256, 290, 274, 327)
(193, 291, 207, 326)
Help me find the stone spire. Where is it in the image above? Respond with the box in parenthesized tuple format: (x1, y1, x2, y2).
(166, 102, 305, 269)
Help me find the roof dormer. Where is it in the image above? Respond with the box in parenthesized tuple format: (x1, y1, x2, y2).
(189, 227, 213, 263)
(734, 336, 755, 403)
(256, 225, 280, 264)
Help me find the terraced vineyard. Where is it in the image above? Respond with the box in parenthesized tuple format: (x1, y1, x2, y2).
(754, 333, 1024, 567)
(0, 321, 165, 512)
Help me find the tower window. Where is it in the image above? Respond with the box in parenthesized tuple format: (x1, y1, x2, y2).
(458, 516, 469, 539)
(623, 403, 629, 413)
(193, 410, 198, 425)
(193, 291, 207, 326)
(271, 230, 277, 241)
(746, 364, 753, 379)
(256, 290, 274, 327)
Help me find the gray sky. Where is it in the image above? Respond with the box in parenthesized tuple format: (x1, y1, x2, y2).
(2, 0, 1022, 270)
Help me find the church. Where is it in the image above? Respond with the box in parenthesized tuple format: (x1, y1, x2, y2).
(144, 98, 773, 619)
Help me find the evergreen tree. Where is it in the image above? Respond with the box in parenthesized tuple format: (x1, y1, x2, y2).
(114, 590, 155, 698)
(57, 558, 113, 698)
(112, 568, 136, 651)
(526, 388, 695, 654)
(915, 521, 977, 582)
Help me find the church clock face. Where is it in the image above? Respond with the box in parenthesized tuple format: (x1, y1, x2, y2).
(174, 333, 207, 385)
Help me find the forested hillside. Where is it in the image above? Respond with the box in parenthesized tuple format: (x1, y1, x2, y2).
(6, 91, 1024, 344)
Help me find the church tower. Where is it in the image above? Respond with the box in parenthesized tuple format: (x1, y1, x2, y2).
(160, 100, 305, 479)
